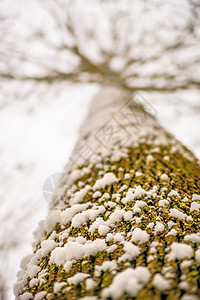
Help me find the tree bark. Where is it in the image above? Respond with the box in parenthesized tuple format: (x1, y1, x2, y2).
(14, 85, 200, 300)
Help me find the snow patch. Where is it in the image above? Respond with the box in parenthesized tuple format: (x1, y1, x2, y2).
(72, 206, 105, 227)
(192, 194, 200, 201)
(40, 240, 57, 257)
(169, 208, 187, 220)
(50, 239, 107, 268)
(68, 273, 89, 285)
(93, 173, 118, 190)
(98, 225, 110, 236)
(53, 282, 67, 293)
(93, 191, 101, 198)
(158, 200, 169, 207)
(34, 291, 47, 300)
(20, 292, 33, 300)
(195, 249, 200, 262)
(154, 223, 165, 235)
(61, 203, 90, 225)
(70, 185, 91, 205)
(167, 242, 193, 260)
(124, 211, 133, 221)
(85, 278, 97, 290)
(190, 202, 200, 212)
(131, 228, 149, 244)
(184, 233, 200, 244)
(160, 174, 168, 181)
(152, 274, 171, 291)
(119, 242, 140, 262)
(44, 210, 61, 233)
(101, 267, 150, 299)
(166, 229, 177, 237)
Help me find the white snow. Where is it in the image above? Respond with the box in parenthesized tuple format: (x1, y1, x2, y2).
(106, 209, 125, 226)
(154, 223, 165, 235)
(192, 194, 200, 201)
(146, 155, 154, 163)
(105, 201, 116, 208)
(50, 242, 85, 266)
(119, 242, 140, 262)
(124, 211, 133, 221)
(106, 233, 114, 242)
(135, 171, 143, 177)
(71, 206, 105, 227)
(123, 191, 134, 203)
(146, 222, 154, 229)
(195, 249, 200, 262)
(182, 197, 189, 202)
(44, 210, 61, 233)
(168, 190, 179, 197)
(169, 208, 187, 220)
(134, 200, 147, 209)
(124, 173, 130, 180)
(133, 186, 146, 199)
(181, 295, 198, 300)
(50, 239, 107, 268)
(40, 240, 57, 257)
(158, 200, 169, 207)
(95, 261, 118, 272)
(123, 188, 145, 205)
(29, 278, 38, 288)
(168, 242, 193, 260)
(70, 185, 91, 205)
(93, 173, 118, 190)
(83, 239, 107, 257)
(67, 273, 89, 285)
(89, 217, 104, 234)
(93, 191, 102, 198)
(184, 233, 200, 244)
(160, 174, 168, 181)
(113, 233, 124, 242)
(166, 229, 177, 237)
(190, 202, 200, 212)
(20, 292, 33, 300)
(80, 297, 98, 300)
(178, 281, 189, 290)
(180, 260, 192, 270)
(163, 155, 170, 161)
(101, 267, 150, 299)
(167, 221, 175, 229)
(103, 193, 110, 199)
(135, 217, 142, 224)
(28, 266, 41, 278)
(85, 278, 97, 290)
(34, 291, 47, 300)
(131, 228, 149, 244)
(70, 169, 83, 181)
(152, 274, 171, 291)
(53, 282, 66, 293)
(61, 203, 89, 225)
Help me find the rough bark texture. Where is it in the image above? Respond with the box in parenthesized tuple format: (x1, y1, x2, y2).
(14, 85, 200, 300)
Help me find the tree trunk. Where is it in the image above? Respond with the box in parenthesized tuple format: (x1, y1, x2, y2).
(14, 84, 200, 300)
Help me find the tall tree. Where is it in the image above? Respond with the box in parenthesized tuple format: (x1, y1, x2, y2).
(14, 85, 200, 299)
(12, 1, 200, 299)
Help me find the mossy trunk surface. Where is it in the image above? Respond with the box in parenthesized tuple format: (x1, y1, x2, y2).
(15, 85, 200, 300)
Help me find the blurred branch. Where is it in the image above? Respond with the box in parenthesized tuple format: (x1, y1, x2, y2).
(1, 0, 200, 95)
